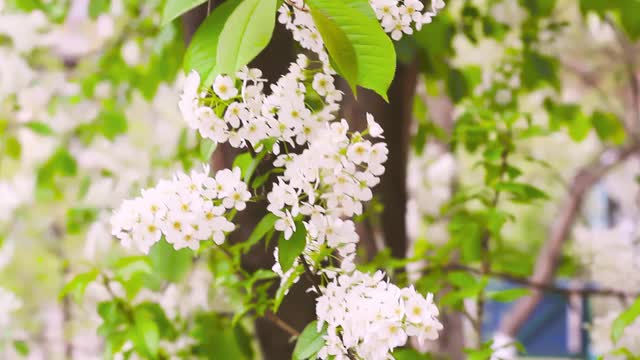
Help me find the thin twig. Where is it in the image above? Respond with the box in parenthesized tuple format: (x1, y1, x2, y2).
(265, 310, 300, 337)
(299, 255, 322, 294)
(560, 59, 620, 115)
(498, 141, 640, 335)
(284, 0, 308, 12)
(426, 264, 640, 299)
(202, 245, 303, 341)
(477, 140, 509, 345)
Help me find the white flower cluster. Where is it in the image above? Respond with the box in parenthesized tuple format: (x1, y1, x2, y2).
(268, 116, 387, 271)
(371, 0, 445, 40)
(178, 55, 388, 271)
(170, 0, 446, 356)
(572, 222, 640, 290)
(476, 59, 521, 106)
(590, 310, 640, 359)
(278, 0, 445, 44)
(315, 271, 442, 360)
(407, 144, 456, 218)
(111, 166, 249, 253)
(179, 55, 342, 150)
(0, 287, 21, 329)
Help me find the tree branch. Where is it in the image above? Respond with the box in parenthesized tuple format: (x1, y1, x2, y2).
(498, 142, 640, 336)
(265, 311, 300, 337)
(427, 264, 640, 299)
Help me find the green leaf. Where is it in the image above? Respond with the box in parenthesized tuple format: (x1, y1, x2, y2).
(495, 181, 549, 202)
(612, 296, 640, 343)
(59, 269, 99, 301)
(393, 348, 428, 360)
(620, 0, 640, 40)
(13, 340, 29, 356)
(307, 0, 396, 99)
(568, 113, 591, 142)
(199, 138, 217, 162)
(449, 212, 482, 262)
(66, 208, 98, 234)
(148, 240, 192, 283)
(88, 0, 110, 18)
(278, 221, 307, 272)
(5, 136, 21, 159)
(487, 288, 531, 302)
(97, 301, 126, 336)
(591, 111, 626, 145)
(23, 121, 54, 135)
(184, 0, 241, 78)
(212, 0, 277, 77)
(273, 265, 303, 311)
(131, 308, 160, 358)
(293, 321, 326, 360)
(232, 147, 271, 182)
(232, 152, 253, 177)
(96, 108, 128, 140)
(161, 0, 207, 26)
(579, 0, 614, 15)
(520, 0, 556, 17)
(135, 302, 178, 340)
(191, 313, 252, 359)
(308, 5, 358, 92)
(522, 50, 558, 89)
(114, 256, 153, 281)
(446, 68, 469, 103)
(245, 213, 279, 249)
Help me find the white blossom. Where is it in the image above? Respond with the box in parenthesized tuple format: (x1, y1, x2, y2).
(315, 271, 442, 359)
(111, 165, 247, 253)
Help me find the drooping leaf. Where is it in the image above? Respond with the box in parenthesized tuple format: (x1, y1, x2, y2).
(245, 213, 279, 249)
(273, 265, 304, 311)
(293, 321, 326, 359)
(184, 0, 241, 78)
(59, 269, 99, 302)
(23, 121, 54, 135)
(612, 296, 640, 343)
(495, 181, 549, 202)
(212, 0, 277, 78)
(278, 221, 307, 272)
(308, 5, 358, 92)
(161, 0, 207, 26)
(306, 0, 396, 99)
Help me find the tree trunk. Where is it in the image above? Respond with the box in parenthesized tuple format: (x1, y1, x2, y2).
(339, 60, 418, 260)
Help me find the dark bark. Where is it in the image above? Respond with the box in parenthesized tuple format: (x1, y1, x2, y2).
(339, 60, 419, 260)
